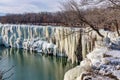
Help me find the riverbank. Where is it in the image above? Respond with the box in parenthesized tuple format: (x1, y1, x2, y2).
(64, 36, 120, 80)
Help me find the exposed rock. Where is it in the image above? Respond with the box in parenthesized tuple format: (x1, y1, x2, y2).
(77, 72, 92, 80)
(83, 76, 92, 80)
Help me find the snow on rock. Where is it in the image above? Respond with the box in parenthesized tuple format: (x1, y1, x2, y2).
(64, 59, 92, 80)
(64, 44, 120, 80)
(64, 66, 82, 80)
(106, 50, 120, 58)
(87, 47, 109, 66)
(22, 38, 58, 55)
(89, 49, 120, 79)
(113, 70, 120, 80)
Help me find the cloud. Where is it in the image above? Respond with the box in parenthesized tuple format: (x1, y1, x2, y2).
(0, 0, 63, 14)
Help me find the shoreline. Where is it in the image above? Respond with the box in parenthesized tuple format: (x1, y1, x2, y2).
(64, 36, 120, 80)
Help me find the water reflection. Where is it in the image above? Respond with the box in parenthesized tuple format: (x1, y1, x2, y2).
(0, 47, 74, 80)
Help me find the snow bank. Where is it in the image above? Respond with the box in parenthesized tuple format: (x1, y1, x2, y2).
(64, 36, 120, 80)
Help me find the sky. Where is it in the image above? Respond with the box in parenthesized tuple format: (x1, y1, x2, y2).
(0, 0, 107, 14)
(0, 0, 66, 14)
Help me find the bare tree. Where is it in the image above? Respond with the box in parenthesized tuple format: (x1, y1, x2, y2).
(106, 0, 120, 36)
(63, 0, 120, 36)
(61, 0, 104, 37)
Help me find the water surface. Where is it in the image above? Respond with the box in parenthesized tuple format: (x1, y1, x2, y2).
(0, 47, 74, 80)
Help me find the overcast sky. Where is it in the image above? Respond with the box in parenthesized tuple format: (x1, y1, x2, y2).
(0, 0, 67, 14)
(0, 0, 107, 14)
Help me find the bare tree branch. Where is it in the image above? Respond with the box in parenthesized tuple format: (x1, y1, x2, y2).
(66, 0, 104, 37)
(109, 0, 120, 9)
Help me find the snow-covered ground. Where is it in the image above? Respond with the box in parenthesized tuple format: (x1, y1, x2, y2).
(64, 37, 120, 80)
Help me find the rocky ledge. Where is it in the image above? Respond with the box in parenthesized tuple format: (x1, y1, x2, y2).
(64, 37, 120, 80)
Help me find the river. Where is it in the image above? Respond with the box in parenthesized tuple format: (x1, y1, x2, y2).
(0, 47, 74, 80)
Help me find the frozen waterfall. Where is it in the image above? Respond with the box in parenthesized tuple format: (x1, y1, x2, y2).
(0, 24, 81, 63)
(0, 24, 118, 63)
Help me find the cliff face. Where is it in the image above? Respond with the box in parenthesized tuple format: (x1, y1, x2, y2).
(0, 24, 82, 63)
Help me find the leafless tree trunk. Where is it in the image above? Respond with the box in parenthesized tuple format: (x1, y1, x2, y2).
(60, 0, 104, 38)
(114, 20, 120, 36)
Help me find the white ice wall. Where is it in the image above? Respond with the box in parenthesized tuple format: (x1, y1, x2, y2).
(0, 24, 81, 63)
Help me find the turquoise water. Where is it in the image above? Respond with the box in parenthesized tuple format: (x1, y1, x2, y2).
(0, 47, 74, 80)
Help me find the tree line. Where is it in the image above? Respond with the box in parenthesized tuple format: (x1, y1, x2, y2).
(0, 12, 64, 26)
